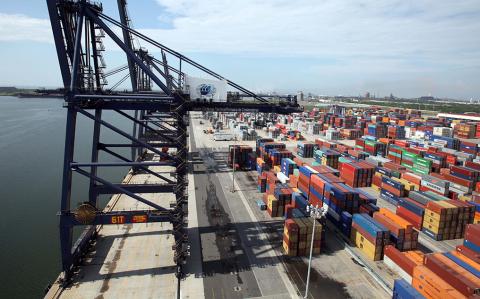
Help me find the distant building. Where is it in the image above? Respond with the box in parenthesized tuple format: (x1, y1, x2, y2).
(420, 96, 434, 101)
(297, 91, 304, 102)
(365, 92, 370, 99)
(0, 86, 18, 93)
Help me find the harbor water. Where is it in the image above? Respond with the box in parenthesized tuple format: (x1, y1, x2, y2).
(0, 96, 131, 298)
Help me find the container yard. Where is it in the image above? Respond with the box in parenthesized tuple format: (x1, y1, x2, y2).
(191, 105, 480, 299)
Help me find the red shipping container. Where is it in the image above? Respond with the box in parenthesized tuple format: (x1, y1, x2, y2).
(382, 183, 404, 198)
(402, 172, 422, 185)
(420, 185, 447, 197)
(384, 245, 416, 275)
(396, 206, 422, 230)
(465, 161, 480, 171)
(465, 224, 480, 247)
(456, 245, 480, 264)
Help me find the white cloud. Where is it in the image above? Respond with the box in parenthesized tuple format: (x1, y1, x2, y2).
(0, 13, 52, 43)
(1, 1, 479, 97)
(143, 0, 480, 68)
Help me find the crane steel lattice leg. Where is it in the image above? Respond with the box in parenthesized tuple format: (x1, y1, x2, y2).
(59, 107, 77, 281)
(172, 94, 189, 279)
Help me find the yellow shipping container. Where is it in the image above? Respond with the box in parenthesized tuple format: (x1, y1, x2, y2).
(267, 195, 278, 211)
(424, 208, 446, 221)
(350, 228, 383, 261)
(422, 222, 444, 235)
(393, 177, 417, 191)
(422, 214, 446, 228)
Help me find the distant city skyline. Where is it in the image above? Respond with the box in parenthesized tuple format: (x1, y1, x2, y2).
(1, 0, 479, 100)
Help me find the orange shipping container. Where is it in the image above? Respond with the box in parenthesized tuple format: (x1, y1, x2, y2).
(449, 250, 480, 272)
(378, 208, 414, 231)
(404, 250, 424, 266)
(413, 266, 467, 299)
(427, 253, 480, 297)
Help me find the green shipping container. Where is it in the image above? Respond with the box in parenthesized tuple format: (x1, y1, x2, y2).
(402, 151, 418, 159)
(413, 168, 429, 175)
(415, 158, 431, 167)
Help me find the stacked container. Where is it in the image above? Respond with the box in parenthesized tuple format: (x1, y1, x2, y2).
(269, 149, 293, 166)
(258, 173, 267, 193)
(387, 125, 406, 139)
(455, 123, 476, 139)
(373, 208, 418, 251)
(419, 175, 449, 196)
(350, 213, 390, 261)
(314, 148, 340, 169)
(281, 158, 297, 176)
(460, 141, 479, 155)
(340, 128, 362, 140)
(364, 139, 387, 156)
(283, 218, 322, 256)
(421, 252, 480, 298)
(388, 144, 403, 164)
(384, 246, 424, 284)
(396, 197, 425, 230)
(297, 141, 317, 158)
(422, 199, 475, 241)
(413, 157, 431, 175)
(298, 166, 319, 198)
(367, 123, 387, 138)
(340, 161, 375, 188)
(228, 145, 253, 170)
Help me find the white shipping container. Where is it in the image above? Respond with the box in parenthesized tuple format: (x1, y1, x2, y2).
(433, 127, 453, 137)
(383, 255, 413, 284)
(405, 127, 411, 138)
(277, 172, 290, 184)
(420, 181, 446, 194)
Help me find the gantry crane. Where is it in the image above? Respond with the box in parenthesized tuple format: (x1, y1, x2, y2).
(46, 0, 302, 291)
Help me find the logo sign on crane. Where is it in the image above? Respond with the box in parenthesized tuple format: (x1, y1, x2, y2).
(184, 75, 227, 102)
(198, 84, 216, 96)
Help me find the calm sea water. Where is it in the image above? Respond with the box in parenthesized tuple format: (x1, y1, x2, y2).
(0, 96, 132, 298)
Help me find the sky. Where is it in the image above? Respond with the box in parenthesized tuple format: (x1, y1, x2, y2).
(0, 0, 479, 99)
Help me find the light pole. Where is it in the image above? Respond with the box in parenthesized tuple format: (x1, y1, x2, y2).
(304, 204, 328, 299)
(231, 145, 236, 193)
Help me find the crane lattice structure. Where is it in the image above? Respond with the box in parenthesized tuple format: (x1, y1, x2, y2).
(46, 0, 301, 288)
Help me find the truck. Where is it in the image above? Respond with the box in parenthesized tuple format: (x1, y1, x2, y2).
(256, 200, 267, 211)
(213, 132, 234, 141)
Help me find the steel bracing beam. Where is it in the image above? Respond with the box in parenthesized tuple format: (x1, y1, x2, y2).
(73, 167, 169, 211)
